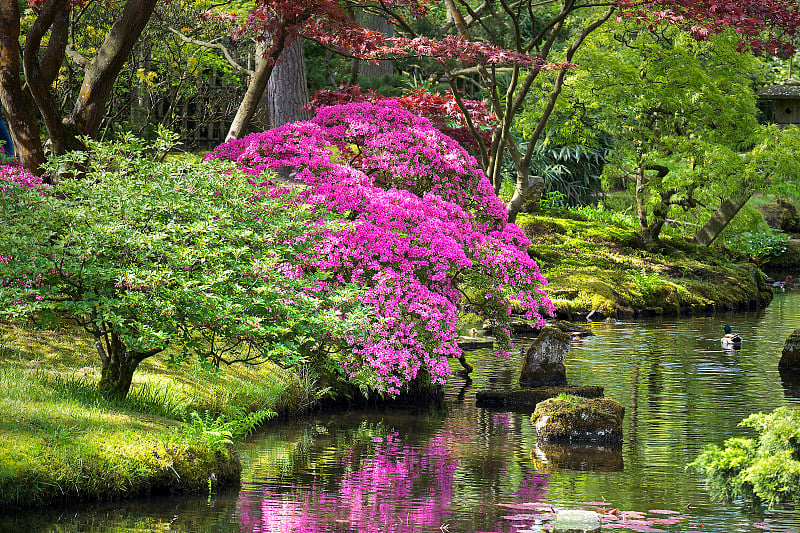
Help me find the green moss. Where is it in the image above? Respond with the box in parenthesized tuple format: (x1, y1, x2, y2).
(532, 396, 625, 443)
(519, 212, 772, 315)
(766, 241, 800, 268)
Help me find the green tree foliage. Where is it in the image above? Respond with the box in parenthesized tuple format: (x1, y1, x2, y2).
(692, 407, 800, 507)
(0, 132, 364, 399)
(529, 22, 800, 245)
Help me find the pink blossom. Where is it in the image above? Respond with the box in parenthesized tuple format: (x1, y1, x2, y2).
(207, 102, 554, 394)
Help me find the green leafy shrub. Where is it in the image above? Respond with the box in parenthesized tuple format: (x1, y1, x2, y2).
(574, 203, 637, 228)
(726, 231, 790, 264)
(0, 131, 364, 399)
(691, 407, 800, 507)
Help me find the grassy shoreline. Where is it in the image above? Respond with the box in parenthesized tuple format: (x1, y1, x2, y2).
(0, 324, 318, 511)
(0, 212, 774, 511)
(0, 322, 439, 511)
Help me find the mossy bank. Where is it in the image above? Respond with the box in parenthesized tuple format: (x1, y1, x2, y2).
(517, 211, 772, 319)
(0, 323, 444, 511)
(0, 324, 319, 511)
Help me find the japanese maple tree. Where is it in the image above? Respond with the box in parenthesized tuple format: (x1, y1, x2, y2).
(227, 0, 800, 221)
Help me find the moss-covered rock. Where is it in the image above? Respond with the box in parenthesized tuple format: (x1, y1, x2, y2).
(520, 327, 570, 387)
(475, 385, 604, 410)
(766, 240, 800, 268)
(532, 396, 625, 443)
(756, 198, 800, 233)
(779, 328, 800, 373)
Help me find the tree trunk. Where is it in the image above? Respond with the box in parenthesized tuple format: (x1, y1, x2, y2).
(2, 0, 156, 174)
(0, 0, 45, 174)
(487, 6, 615, 223)
(639, 220, 664, 247)
(64, 0, 158, 141)
(637, 165, 671, 246)
(506, 171, 544, 223)
(228, 53, 274, 139)
(352, 10, 394, 81)
(636, 164, 648, 229)
(694, 194, 752, 246)
(94, 330, 163, 399)
(130, 42, 151, 131)
(95, 332, 147, 399)
(23, 0, 75, 156)
(228, 23, 305, 140)
(267, 37, 309, 128)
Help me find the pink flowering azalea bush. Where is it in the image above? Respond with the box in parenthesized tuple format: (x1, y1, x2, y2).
(0, 160, 44, 196)
(0, 161, 46, 296)
(207, 102, 554, 394)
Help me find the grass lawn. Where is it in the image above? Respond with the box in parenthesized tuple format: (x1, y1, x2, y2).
(0, 323, 313, 510)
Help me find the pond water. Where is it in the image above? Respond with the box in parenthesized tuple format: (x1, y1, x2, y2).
(6, 290, 800, 533)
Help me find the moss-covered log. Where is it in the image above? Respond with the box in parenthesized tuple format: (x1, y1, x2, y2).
(475, 386, 604, 410)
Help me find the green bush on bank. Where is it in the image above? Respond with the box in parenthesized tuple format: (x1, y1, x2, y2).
(0, 131, 365, 400)
(691, 407, 800, 507)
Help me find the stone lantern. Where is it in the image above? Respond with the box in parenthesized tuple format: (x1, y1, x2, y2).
(757, 79, 800, 126)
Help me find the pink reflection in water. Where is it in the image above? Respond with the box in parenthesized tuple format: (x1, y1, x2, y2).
(238, 433, 457, 532)
(238, 430, 549, 533)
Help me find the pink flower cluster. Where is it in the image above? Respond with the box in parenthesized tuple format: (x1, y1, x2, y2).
(208, 102, 553, 394)
(0, 162, 47, 303)
(0, 161, 44, 197)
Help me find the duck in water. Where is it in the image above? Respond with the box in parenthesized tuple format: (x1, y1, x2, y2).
(721, 324, 742, 349)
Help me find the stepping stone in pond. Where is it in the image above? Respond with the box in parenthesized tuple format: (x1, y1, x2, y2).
(553, 510, 601, 533)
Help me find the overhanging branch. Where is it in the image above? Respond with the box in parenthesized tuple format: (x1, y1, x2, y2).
(167, 26, 253, 75)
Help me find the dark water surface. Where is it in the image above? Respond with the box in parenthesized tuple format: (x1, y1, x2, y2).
(6, 291, 800, 533)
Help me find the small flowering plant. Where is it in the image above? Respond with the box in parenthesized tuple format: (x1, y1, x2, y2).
(208, 102, 554, 394)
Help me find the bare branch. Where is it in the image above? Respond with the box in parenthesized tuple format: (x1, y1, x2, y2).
(167, 26, 253, 75)
(65, 44, 89, 68)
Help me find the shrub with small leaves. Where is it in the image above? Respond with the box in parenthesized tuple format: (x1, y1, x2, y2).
(691, 407, 800, 507)
(0, 131, 366, 399)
